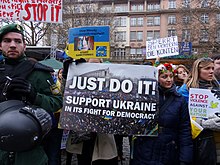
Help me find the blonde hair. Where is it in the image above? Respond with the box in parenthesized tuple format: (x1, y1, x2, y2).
(186, 58, 215, 88)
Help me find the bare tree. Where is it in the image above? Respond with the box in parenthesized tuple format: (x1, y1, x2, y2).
(23, 22, 51, 46)
(176, 0, 220, 56)
(45, 0, 115, 49)
(0, 19, 51, 46)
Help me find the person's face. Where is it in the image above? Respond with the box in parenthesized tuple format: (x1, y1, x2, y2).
(0, 32, 25, 59)
(159, 71, 174, 89)
(88, 58, 101, 63)
(199, 63, 214, 81)
(177, 67, 188, 80)
(214, 59, 220, 79)
(58, 69, 63, 79)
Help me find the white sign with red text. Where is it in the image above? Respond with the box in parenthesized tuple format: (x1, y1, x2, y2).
(0, 0, 62, 23)
(189, 88, 220, 118)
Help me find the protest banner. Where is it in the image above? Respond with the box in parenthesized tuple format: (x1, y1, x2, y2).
(60, 63, 159, 136)
(189, 88, 220, 118)
(68, 26, 110, 59)
(146, 36, 179, 59)
(60, 130, 69, 149)
(0, 0, 62, 23)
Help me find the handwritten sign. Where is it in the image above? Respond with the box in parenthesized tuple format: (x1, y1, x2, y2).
(146, 36, 179, 59)
(189, 88, 220, 118)
(0, 0, 62, 23)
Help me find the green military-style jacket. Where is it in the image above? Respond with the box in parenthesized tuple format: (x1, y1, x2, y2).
(0, 55, 63, 165)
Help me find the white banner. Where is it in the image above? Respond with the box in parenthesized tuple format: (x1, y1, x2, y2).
(60, 63, 159, 136)
(146, 36, 179, 59)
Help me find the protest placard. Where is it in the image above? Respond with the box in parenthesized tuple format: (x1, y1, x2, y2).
(146, 36, 179, 59)
(60, 63, 159, 136)
(68, 26, 110, 59)
(0, 0, 62, 23)
(189, 88, 220, 118)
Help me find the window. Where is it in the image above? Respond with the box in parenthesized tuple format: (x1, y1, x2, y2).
(131, 4, 144, 11)
(100, 5, 112, 13)
(137, 49, 142, 55)
(217, 14, 220, 23)
(200, 29, 208, 42)
(147, 3, 160, 11)
(182, 0, 190, 7)
(130, 17, 143, 26)
(115, 5, 128, 12)
(168, 15, 176, 24)
(154, 31, 160, 39)
(130, 48, 136, 55)
(217, 29, 220, 42)
(147, 31, 160, 41)
(169, 0, 176, 9)
(74, 19, 81, 26)
(137, 31, 143, 41)
(201, 13, 209, 23)
(147, 17, 154, 26)
(74, 6, 81, 13)
(115, 31, 126, 42)
(168, 29, 176, 37)
(201, 0, 209, 8)
(114, 48, 126, 57)
(217, 0, 220, 7)
(130, 31, 143, 41)
(99, 18, 111, 25)
(137, 18, 143, 26)
(182, 29, 191, 41)
(147, 16, 160, 26)
(130, 48, 143, 55)
(115, 17, 127, 27)
(130, 32, 136, 41)
(182, 16, 190, 24)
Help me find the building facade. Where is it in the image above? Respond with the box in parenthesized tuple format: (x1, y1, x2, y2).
(62, 0, 220, 63)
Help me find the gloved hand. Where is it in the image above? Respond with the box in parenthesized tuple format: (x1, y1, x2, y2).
(211, 89, 220, 100)
(201, 113, 220, 131)
(63, 58, 86, 79)
(195, 117, 203, 125)
(6, 77, 37, 104)
(63, 57, 73, 79)
(75, 58, 86, 65)
(69, 130, 92, 144)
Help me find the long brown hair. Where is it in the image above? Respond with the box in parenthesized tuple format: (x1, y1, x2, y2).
(186, 57, 218, 88)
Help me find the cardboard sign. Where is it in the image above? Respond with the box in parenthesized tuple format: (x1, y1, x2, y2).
(68, 26, 110, 59)
(189, 88, 220, 118)
(60, 63, 159, 136)
(0, 0, 62, 23)
(146, 36, 179, 59)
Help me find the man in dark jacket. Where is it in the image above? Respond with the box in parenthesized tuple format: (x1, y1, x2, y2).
(0, 24, 63, 165)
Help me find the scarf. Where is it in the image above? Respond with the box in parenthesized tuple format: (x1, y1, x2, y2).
(198, 79, 219, 89)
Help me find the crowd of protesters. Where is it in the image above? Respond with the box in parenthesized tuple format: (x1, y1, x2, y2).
(1, 23, 220, 165)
